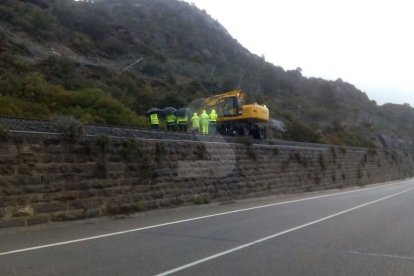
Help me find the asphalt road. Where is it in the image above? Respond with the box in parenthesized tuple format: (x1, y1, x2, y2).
(1, 179, 414, 275)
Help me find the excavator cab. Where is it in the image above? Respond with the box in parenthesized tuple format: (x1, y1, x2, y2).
(217, 96, 243, 117)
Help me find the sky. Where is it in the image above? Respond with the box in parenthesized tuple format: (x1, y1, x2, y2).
(183, 0, 414, 106)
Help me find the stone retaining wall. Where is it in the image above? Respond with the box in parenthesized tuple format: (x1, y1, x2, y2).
(1, 133, 413, 228)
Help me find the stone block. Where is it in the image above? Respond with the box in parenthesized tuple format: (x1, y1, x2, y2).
(51, 210, 84, 221)
(34, 202, 67, 213)
(63, 155, 76, 163)
(83, 208, 100, 218)
(64, 182, 80, 191)
(0, 155, 19, 165)
(0, 218, 26, 228)
(108, 155, 122, 163)
(1, 165, 16, 176)
(2, 185, 23, 195)
(75, 155, 89, 163)
(0, 145, 17, 154)
(13, 206, 34, 217)
(51, 191, 79, 201)
(51, 155, 64, 163)
(57, 165, 70, 174)
(68, 198, 103, 210)
(48, 145, 65, 154)
(23, 184, 47, 193)
(27, 215, 50, 226)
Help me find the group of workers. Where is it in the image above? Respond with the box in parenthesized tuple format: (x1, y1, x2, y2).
(149, 109, 218, 135)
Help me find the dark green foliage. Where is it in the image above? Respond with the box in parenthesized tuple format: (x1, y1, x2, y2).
(330, 147, 337, 163)
(155, 142, 167, 157)
(246, 146, 257, 160)
(323, 121, 377, 148)
(119, 139, 139, 162)
(390, 151, 400, 164)
(52, 115, 84, 142)
(140, 158, 155, 179)
(284, 118, 321, 143)
(313, 173, 321, 185)
(291, 151, 308, 167)
(0, 125, 10, 142)
(281, 159, 290, 171)
(195, 144, 207, 159)
(193, 194, 210, 205)
(1, 0, 414, 148)
(319, 153, 326, 171)
(96, 157, 108, 179)
(357, 168, 363, 180)
(92, 135, 111, 153)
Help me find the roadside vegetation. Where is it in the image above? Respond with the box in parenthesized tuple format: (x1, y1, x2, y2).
(0, 0, 413, 148)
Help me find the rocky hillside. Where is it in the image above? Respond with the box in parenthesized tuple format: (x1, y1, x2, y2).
(0, 0, 413, 149)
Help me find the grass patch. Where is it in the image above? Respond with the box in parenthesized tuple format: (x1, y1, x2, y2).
(0, 124, 10, 142)
(357, 168, 363, 179)
(92, 134, 111, 153)
(193, 194, 210, 205)
(52, 115, 84, 143)
(330, 146, 337, 163)
(319, 153, 326, 171)
(118, 139, 139, 162)
(246, 146, 257, 160)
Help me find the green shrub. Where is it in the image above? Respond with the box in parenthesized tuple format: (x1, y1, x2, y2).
(193, 194, 210, 205)
(330, 147, 337, 163)
(284, 118, 321, 143)
(156, 142, 167, 156)
(357, 169, 363, 179)
(119, 139, 139, 162)
(52, 115, 84, 142)
(92, 135, 111, 153)
(195, 143, 207, 159)
(367, 148, 377, 155)
(246, 146, 257, 160)
(281, 159, 290, 171)
(292, 151, 307, 167)
(0, 124, 10, 142)
(319, 153, 326, 171)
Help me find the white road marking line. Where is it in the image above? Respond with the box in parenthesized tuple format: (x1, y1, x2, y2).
(0, 179, 412, 257)
(155, 186, 414, 276)
(346, 250, 414, 261)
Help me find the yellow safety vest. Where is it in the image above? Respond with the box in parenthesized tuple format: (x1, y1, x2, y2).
(177, 116, 188, 124)
(166, 114, 176, 124)
(150, 113, 159, 125)
(191, 115, 200, 128)
(209, 112, 217, 122)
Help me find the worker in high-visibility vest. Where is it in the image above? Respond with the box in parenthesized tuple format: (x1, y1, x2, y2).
(176, 115, 188, 132)
(191, 112, 200, 134)
(209, 109, 218, 135)
(200, 110, 209, 135)
(166, 114, 176, 131)
(149, 113, 159, 129)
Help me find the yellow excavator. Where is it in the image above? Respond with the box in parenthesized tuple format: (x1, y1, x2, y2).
(199, 89, 269, 139)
